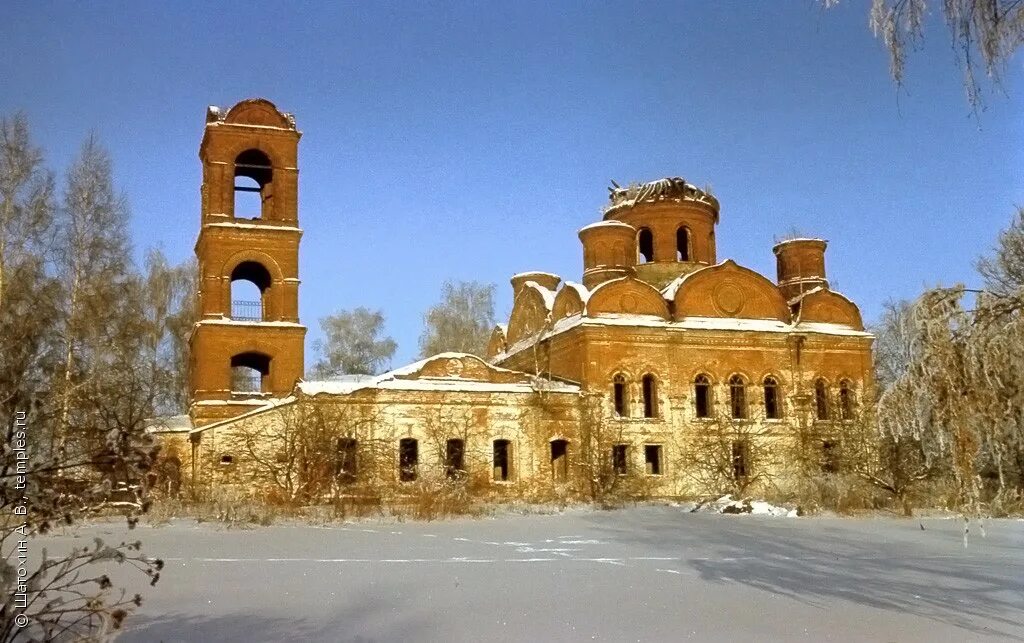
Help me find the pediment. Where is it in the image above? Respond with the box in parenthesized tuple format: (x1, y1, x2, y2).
(397, 353, 530, 385)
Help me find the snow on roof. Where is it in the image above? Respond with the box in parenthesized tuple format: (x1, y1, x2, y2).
(793, 321, 872, 336)
(786, 286, 826, 306)
(511, 270, 559, 280)
(144, 414, 193, 434)
(560, 281, 591, 303)
(196, 318, 305, 328)
(191, 398, 282, 406)
(773, 237, 827, 247)
(495, 314, 586, 360)
(190, 396, 297, 435)
(204, 222, 301, 232)
(578, 220, 635, 233)
(374, 378, 578, 394)
(299, 352, 579, 397)
(523, 281, 557, 309)
(492, 313, 872, 361)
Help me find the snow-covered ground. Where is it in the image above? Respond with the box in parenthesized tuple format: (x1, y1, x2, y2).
(688, 494, 799, 516)
(38, 507, 1024, 642)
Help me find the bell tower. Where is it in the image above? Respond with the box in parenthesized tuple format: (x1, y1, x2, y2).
(189, 98, 306, 426)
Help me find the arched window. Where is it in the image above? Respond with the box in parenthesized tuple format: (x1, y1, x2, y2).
(637, 228, 654, 263)
(230, 352, 270, 393)
(763, 376, 782, 419)
(676, 226, 690, 261)
(815, 379, 830, 420)
(230, 261, 272, 321)
(613, 374, 629, 417)
(729, 375, 747, 419)
(838, 379, 855, 420)
(234, 149, 273, 219)
(694, 375, 712, 418)
(642, 374, 658, 418)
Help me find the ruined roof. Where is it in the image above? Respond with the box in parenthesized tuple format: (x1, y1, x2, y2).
(604, 177, 719, 215)
(299, 352, 580, 396)
(206, 98, 297, 129)
(143, 414, 193, 434)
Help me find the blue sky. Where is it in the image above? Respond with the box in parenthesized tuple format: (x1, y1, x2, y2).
(3, 2, 1022, 368)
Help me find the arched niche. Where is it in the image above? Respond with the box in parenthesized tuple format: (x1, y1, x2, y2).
(672, 260, 790, 322)
(586, 277, 670, 319)
(795, 288, 864, 329)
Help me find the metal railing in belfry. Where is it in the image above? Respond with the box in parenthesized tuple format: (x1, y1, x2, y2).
(231, 300, 263, 321)
(231, 372, 263, 393)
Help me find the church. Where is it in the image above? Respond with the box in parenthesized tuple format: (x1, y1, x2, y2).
(152, 98, 874, 503)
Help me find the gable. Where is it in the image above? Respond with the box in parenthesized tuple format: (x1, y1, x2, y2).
(552, 282, 588, 320)
(506, 282, 554, 344)
(673, 260, 790, 322)
(398, 353, 531, 385)
(795, 288, 864, 329)
(586, 277, 670, 319)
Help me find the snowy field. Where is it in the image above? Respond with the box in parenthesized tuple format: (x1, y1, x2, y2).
(41, 507, 1024, 642)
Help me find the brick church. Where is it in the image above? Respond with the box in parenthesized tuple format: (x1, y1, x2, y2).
(152, 98, 873, 502)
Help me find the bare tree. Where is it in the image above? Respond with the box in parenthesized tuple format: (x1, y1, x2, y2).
(577, 395, 657, 506)
(231, 396, 386, 505)
(312, 307, 397, 377)
(418, 280, 496, 358)
(0, 292, 165, 642)
(977, 207, 1024, 297)
(0, 118, 170, 640)
(411, 403, 488, 518)
(675, 412, 780, 499)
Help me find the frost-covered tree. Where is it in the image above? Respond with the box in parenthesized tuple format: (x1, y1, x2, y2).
(978, 207, 1024, 297)
(418, 280, 496, 358)
(827, 0, 1024, 109)
(312, 307, 397, 376)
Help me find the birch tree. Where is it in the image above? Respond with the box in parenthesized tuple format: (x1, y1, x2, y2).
(418, 280, 496, 358)
(53, 135, 133, 461)
(312, 307, 397, 377)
